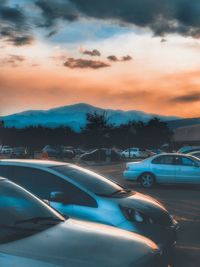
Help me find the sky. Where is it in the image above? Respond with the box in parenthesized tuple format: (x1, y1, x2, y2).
(1, 0, 200, 117)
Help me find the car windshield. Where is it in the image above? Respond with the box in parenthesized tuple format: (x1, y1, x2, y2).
(0, 179, 64, 244)
(51, 165, 129, 196)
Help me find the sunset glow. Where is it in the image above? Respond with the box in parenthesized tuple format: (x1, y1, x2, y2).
(1, 1, 200, 117)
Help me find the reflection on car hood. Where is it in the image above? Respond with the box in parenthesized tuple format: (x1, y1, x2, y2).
(118, 192, 172, 225)
(0, 219, 158, 267)
(0, 252, 57, 267)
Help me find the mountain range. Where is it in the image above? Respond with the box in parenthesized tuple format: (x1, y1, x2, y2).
(1, 103, 182, 132)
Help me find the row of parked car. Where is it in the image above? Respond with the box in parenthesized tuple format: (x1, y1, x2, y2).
(0, 145, 163, 161)
(0, 158, 178, 266)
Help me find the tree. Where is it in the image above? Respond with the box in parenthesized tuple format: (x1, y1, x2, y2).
(82, 112, 113, 148)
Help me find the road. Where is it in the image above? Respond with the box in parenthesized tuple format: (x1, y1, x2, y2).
(85, 162, 200, 267)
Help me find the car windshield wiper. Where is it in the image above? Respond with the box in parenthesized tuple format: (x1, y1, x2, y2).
(15, 216, 64, 225)
(111, 189, 132, 196)
(97, 188, 133, 197)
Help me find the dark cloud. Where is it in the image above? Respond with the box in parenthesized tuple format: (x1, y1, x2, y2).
(0, 4, 25, 24)
(33, 0, 200, 38)
(0, 1, 34, 46)
(121, 55, 132, 61)
(107, 55, 119, 62)
(46, 29, 58, 38)
(81, 49, 101, 56)
(63, 58, 110, 69)
(170, 92, 200, 103)
(35, 0, 79, 27)
(107, 55, 132, 62)
(71, 0, 200, 38)
(161, 38, 167, 43)
(7, 35, 33, 46)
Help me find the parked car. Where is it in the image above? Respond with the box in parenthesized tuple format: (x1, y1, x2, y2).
(62, 147, 75, 159)
(124, 153, 200, 188)
(0, 177, 161, 267)
(74, 148, 86, 155)
(10, 147, 29, 159)
(0, 145, 13, 154)
(189, 151, 200, 159)
(81, 148, 121, 161)
(150, 149, 163, 154)
(121, 148, 152, 159)
(177, 146, 200, 154)
(121, 148, 142, 159)
(42, 145, 74, 159)
(0, 159, 178, 254)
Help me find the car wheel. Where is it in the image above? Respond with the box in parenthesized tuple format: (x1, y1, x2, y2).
(140, 173, 155, 188)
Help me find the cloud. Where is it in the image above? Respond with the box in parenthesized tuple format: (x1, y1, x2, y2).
(107, 55, 132, 62)
(170, 92, 200, 103)
(46, 29, 58, 38)
(0, 4, 25, 24)
(0, 1, 34, 46)
(107, 55, 118, 62)
(7, 35, 33, 46)
(33, 0, 200, 39)
(81, 49, 101, 56)
(35, 0, 79, 27)
(63, 57, 110, 69)
(121, 55, 132, 61)
(0, 54, 26, 67)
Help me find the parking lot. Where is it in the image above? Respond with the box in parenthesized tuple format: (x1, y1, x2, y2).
(86, 162, 200, 267)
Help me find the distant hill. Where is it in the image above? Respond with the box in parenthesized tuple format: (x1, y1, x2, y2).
(1, 103, 179, 132)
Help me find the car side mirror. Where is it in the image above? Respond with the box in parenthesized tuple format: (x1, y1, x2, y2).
(49, 191, 70, 204)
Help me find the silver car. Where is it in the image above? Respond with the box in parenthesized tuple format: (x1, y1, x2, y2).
(0, 177, 160, 267)
(0, 159, 178, 253)
(124, 153, 200, 187)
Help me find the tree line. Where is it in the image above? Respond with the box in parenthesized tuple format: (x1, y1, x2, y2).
(0, 113, 172, 150)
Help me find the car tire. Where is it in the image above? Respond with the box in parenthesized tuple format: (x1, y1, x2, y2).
(139, 173, 155, 188)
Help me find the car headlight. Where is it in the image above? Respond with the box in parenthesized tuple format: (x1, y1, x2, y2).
(120, 206, 154, 224)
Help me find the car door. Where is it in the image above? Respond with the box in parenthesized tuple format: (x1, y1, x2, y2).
(0, 165, 74, 216)
(0, 165, 97, 218)
(174, 156, 200, 184)
(151, 155, 176, 183)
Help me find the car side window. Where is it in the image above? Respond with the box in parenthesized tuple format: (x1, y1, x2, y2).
(1, 166, 97, 207)
(152, 155, 174, 165)
(180, 157, 196, 167)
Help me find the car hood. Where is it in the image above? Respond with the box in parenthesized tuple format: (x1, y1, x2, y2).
(0, 252, 57, 267)
(0, 219, 158, 267)
(117, 192, 173, 226)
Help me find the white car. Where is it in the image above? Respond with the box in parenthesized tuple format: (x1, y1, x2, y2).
(0, 145, 13, 154)
(0, 177, 161, 267)
(121, 148, 146, 159)
(124, 153, 200, 188)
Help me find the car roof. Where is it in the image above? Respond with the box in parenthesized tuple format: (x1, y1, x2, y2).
(0, 159, 69, 168)
(155, 153, 194, 157)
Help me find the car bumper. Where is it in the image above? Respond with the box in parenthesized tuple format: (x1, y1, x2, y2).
(123, 170, 139, 181)
(118, 220, 179, 250)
